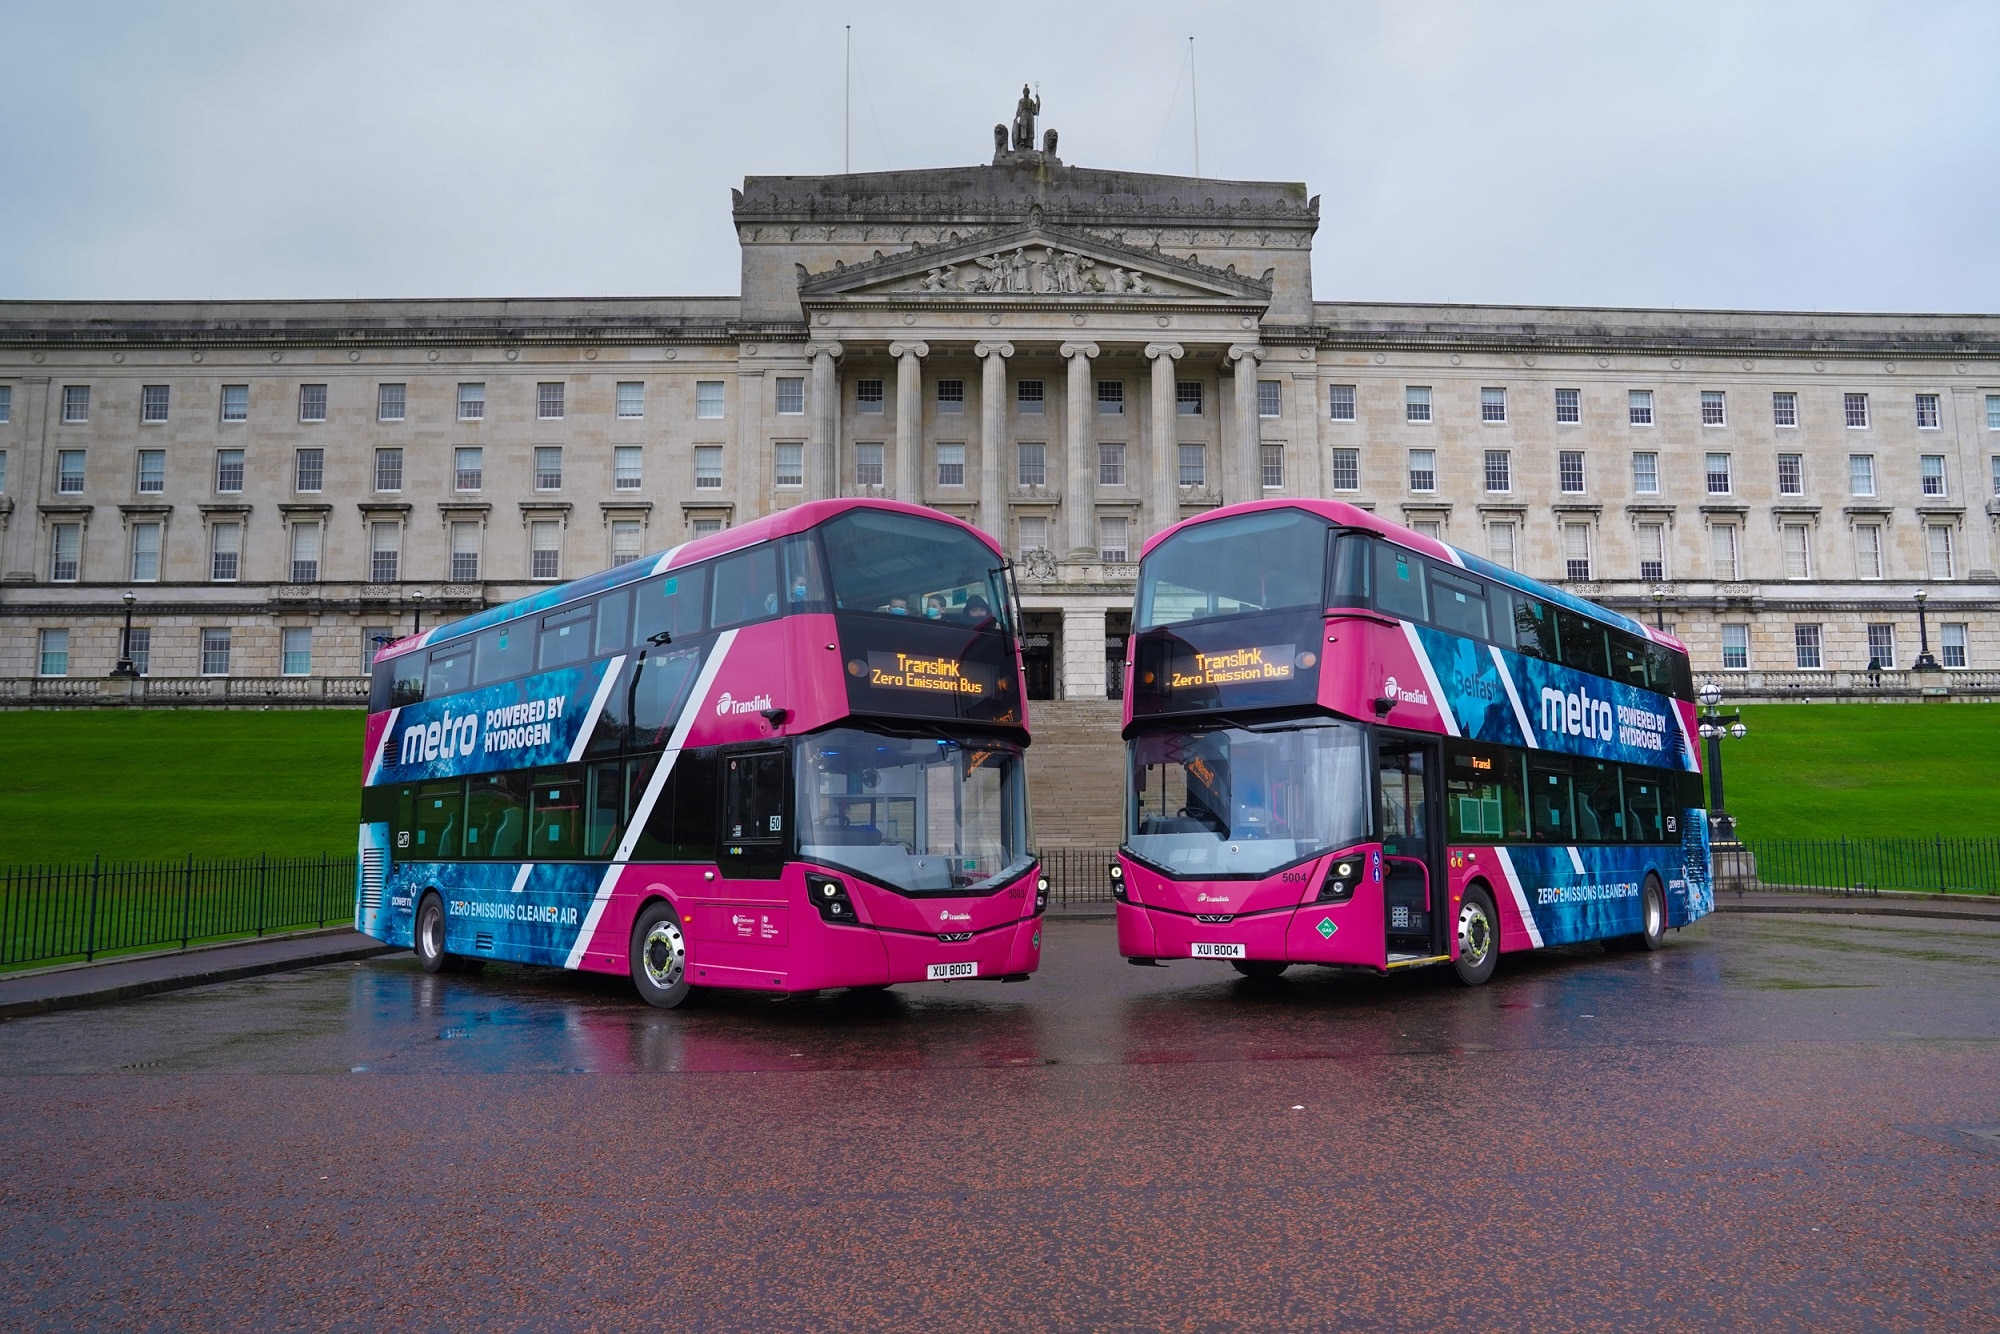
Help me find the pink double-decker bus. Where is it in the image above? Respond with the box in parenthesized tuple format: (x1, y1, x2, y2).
(1115, 500, 1713, 986)
(357, 499, 1045, 1007)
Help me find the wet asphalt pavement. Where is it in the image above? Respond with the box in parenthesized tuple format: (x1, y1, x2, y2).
(2, 913, 1997, 1330)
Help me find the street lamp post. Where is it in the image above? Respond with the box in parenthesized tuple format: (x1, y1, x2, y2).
(1912, 587, 1941, 670)
(109, 591, 139, 679)
(412, 588, 426, 637)
(1651, 586, 1666, 631)
(1696, 682, 1749, 843)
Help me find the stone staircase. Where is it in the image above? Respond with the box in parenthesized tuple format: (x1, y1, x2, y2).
(1025, 699, 1125, 848)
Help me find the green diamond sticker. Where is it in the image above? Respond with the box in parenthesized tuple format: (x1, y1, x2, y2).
(1316, 917, 1337, 939)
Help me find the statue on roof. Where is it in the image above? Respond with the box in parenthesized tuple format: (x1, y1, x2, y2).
(1012, 85, 1040, 151)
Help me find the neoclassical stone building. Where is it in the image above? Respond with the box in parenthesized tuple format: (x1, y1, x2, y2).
(4, 116, 1997, 703)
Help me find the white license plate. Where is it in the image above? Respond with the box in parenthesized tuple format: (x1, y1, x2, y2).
(927, 961, 979, 981)
(1191, 942, 1247, 959)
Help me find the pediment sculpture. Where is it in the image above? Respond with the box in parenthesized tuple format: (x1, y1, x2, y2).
(915, 246, 1159, 296)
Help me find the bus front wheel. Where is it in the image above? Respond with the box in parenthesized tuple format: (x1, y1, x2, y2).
(414, 893, 450, 974)
(1230, 960, 1289, 981)
(1452, 885, 1499, 986)
(1636, 876, 1668, 952)
(630, 901, 692, 1010)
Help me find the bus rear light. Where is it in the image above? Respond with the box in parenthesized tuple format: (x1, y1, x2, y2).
(1296, 651, 1317, 669)
(807, 875, 857, 924)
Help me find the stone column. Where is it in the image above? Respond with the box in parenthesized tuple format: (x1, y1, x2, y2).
(889, 341, 928, 502)
(975, 341, 1014, 540)
(1060, 604, 1109, 700)
(1061, 341, 1099, 556)
(807, 342, 843, 500)
(1227, 343, 1265, 506)
(1146, 343, 1183, 536)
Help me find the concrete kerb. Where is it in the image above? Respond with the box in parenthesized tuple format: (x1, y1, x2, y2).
(0, 929, 398, 1020)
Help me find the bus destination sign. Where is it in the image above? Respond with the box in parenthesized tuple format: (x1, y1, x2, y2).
(1170, 643, 1296, 689)
(865, 650, 992, 698)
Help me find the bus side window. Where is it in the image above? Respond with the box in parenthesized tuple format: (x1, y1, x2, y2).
(388, 655, 425, 708)
(633, 565, 709, 646)
(630, 749, 716, 861)
(1557, 609, 1610, 678)
(1573, 760, 1622, 842)
(711, 545, 781, 629)
(1527, 757, 1574, 841)
(530, 768, 584, 859)
(595, 587, 633, 658)
(783, 534, 830, 613)
(1428, 563, 1490, 640)
(1327, 531, 1370, 606)
(414, 779, 465, 859)
(586, 762, 624, 858)
(466, 772, 527, 859)
(1609, 632, 1650, 689)
(1372, 541, 1429, 623)
(630, 645, 705, 750)
(1445, 745, 1507, 841)
(425, 646, 473, 698)
(1624, 768, 1665, 843)
(1483, 586, 1517, 652)
(538, 601, 595, 671)
(723, 750, 788, 845)
(474, 621, 535, 687)
(1511, 595, 1557, 661)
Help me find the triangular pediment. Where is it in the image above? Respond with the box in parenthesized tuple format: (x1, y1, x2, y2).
(796, 223, 1273, 302)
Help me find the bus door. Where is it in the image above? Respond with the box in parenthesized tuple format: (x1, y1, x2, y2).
(1376, 735, 1445, 959)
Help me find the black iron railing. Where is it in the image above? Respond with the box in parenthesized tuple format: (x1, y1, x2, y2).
(1722, 837, 2000, 897)
(1036, 848, 1120, 909)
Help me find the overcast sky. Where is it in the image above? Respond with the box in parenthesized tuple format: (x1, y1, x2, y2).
(3, 0, 1996, 312)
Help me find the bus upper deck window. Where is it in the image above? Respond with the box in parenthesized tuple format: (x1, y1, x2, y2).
(1328, 532, 1369, 606)
(1373, 541, 1428, 623)
(595, 587, 633, 658)
(634, 565, 708, 645)
(474, 622, 534, 687)
(711, 546, 780, 629)
(425, 646, 473, 698)
(538, 602, 595, 670)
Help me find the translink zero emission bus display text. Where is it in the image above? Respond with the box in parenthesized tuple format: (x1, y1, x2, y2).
(355, 500, 1047, 1008)
(1113, 499, 1713, 986)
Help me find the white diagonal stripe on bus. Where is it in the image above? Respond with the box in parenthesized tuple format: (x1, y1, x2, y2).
(565, 629, 737, 970)
(1568, 846, 1587, 876)
(1491, 644, 1539, 749)
(1494, 848, 1545, 949)
(509, 863, 533, 896)
(566, 654, 627, 763)
(1398, 621, 1459, 737)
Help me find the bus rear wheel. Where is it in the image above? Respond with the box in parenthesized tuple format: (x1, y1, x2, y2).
(1637, 875, 1668, 952)
(630, 901, 692, 1010)
(414, 892, 450, 974)
(1230, 960, 1289, 981)
(1452, 885, 1499, 986)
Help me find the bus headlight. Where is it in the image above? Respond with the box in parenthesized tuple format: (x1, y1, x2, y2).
(807, 875, 857, 924)
(1316, 858, 1362, 903)
(1110, 860, 1128, 901)
(1035, 874, 1049, 913)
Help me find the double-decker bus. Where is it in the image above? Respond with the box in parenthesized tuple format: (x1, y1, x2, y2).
(1115, 500, 1711, 985)
(357, 499, 1045, 1007)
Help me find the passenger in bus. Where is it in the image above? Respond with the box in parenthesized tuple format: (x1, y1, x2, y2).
(960, 594, 994, 629)
(888, 596, 911, 615)
(925, 594, 948, 619)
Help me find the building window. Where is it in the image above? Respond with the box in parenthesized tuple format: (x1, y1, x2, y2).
(289, 522, 322, 582)
(1099, 515, 1129, 564)
(537, 382, 565, 420)
(210, 522, 241, 582)
(454, 447, 483, 492)
(1628, 389, 1653, 426)
(63, 385, 90, 423)
(1328, 384, 1356, 421)
(295, 447, 324, 493)
(1487, 521, 1517, 570)
(1721, 624, 1749, 671)
(617, 382, 647, 418)
(299, 384, 327, 422)
(1700, 390, 1727, 427)
(1915, 393, 1941, 429)
(1412, 520, 1442, 540)
(1017, 442, 1046, 488)
(1098, 443, 1125, 487)
(611, 519, 643, 567)
(362, 627, 393, 672)
(1017, 515, 1049, 554)
(377, 383, 405, 422)
(1260, 444, 1284, 489)
(281, 627, 313, 677)
(449, 521, 481, 581)
(1480, 387, 1506, 423)
(774, 442, 803, 488)
(1849, 454, 1875, 497)
(1710, 523, 1740, 580)
(58, 449, 85, 494)
(1844, 392, 1869, 428)
(614, 445, 644, 491)
(374, 447, 403, 493)
(127, 627, 151, 677)
(1098, 380, 1125, 415)
(693, 445, 723, 489)
(1775, 453, 1803, 496)
(216, 448, 245, 493)
(458, 383, 485, 421)
(1177, 381, 1204, 416)
(1259, 380, 1283, 418)
(370, 522, 400, 582)
(141, 384, 170, 423)
(1866, 623, 1896, 669)
(1016, 380, 1045, 415)
(1927, 523, 1956, 579)
(130, 521, 161, 582)
(936, 380, 965, 415)
(221, 384, 248, 422)
(1408, 448, 1436, 492)
(1855, 523, 1884, 580)
(1920, 454, 1947, 497)
(854, 443, 885, 488)
(49, 523, 81, 582)
(1631, 451, 1659, 495)
(935, 442, 966, 487)
(1559, 450, 1586, 494)
(1328, 447, 1359, 491)
(201, 628, 232, 677)
(1178, 444, 1207, 487)
(854, 379, 884, 414)
(1782, 522, 1812, 579)
(774, 378, 803, 415)
(0, 385, 10, 422)
(1637, 522, 1666, 581)
(39, 628, 70, 677)
(136, 449, 165, 494)
(533, 446, 563, 491)
(1941, 623, 1968, 669)
(1992, 454, 2000, 496)
(1483, 449, 1511, 493)
(692, 381, 724, 419)
(1794, 624, 1823, 670)
(691, 518, 725, 538)
(1705, 452, 1732, 495)
(1562, 522, 1592, 580)
(530, 520, 562, 580)
(1404, 386, 1431, 423)
(1772, 391, 1798, 427)
(1555, 387, 1580, 424)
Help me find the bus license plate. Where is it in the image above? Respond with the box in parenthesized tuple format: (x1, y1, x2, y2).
(927, 961, 979, 981)
(1191, 943, 1246, 959)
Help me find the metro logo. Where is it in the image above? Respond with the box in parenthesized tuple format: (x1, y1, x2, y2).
(401, 710, 480, 765)
(1539, 684, 1615, 741)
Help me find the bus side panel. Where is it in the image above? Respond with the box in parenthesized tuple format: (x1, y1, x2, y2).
(676, 620, 795, 751)
(1675, 806, 1715, 926)
(379, 859, 602, 966)
(1488, 844, 1670, 947)
(1321, 614, 1458, 736)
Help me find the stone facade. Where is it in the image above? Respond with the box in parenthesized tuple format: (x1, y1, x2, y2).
(3, 129, 1997, 697)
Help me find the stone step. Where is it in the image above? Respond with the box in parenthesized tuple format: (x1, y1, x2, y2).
(1026, 699, 1126, 849)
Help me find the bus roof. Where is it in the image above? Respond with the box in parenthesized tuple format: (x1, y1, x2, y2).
(374, 498, 1005, 665)
(1139, 498, 1684, 652)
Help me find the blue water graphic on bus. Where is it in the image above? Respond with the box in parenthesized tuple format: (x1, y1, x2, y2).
(375, 660, 614, 785)
(375, 859, 606, 966)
